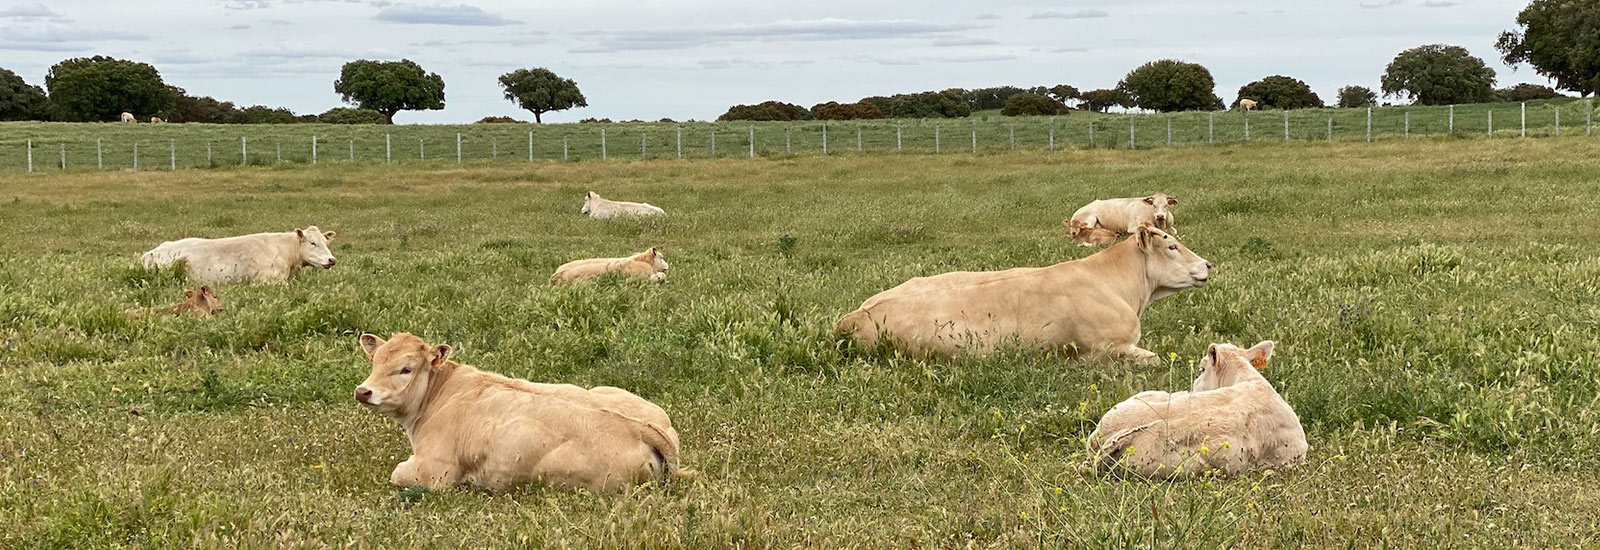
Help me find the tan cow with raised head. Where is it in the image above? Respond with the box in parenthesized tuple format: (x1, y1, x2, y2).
(836, 224, 1210, 363)
(581, 191, 665, 219)
(551, 247, 669, 284)
(1065, 219, 1119, 247)
(141, 226, 337, 284)
(353, 332, 687, 492)
(1086, 341, 1307, 479)
(1069, 194, 1177, 234)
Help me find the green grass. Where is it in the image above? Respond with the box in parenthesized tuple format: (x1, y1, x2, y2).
(3, 137, 1600, 547)
(1, 98, 1596, 173)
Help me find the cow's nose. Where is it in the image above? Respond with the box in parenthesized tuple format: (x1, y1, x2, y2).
(354, 387, 372, 401)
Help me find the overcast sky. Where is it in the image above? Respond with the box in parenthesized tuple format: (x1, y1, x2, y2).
(0, 0, 1549, 123)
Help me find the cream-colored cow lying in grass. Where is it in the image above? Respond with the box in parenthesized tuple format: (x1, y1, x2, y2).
(551, 247, 669, 284)
(1069, 194, 1177, 234)
(354, 333, 687, 492)
(1065, 219, 1119, 247)
(836, 224, 1210, 362)
(141, 226, 337, 284)
(1086, 341, 1307, 479)
(582, 191, 665, 219)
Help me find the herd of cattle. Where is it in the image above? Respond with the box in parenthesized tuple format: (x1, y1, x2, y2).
(132, 191, 1305, 491)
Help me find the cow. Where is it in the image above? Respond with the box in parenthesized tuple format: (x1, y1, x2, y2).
(581, 191, 666, 219)
(140, 226, 337, 284)
(1086, 340, 1308, 479)
(120, 112, 136, 123)
(168, 286, 225, 316)
(1238, 99, 1258, 111)
(1068, 193, 1177, 234)
(150, 117, 164, 123)
(551, 247, 669, 284)
(353, 332, 688, 492)
(835, 223, 1210, 363)
(1065, 219, 1119, 247)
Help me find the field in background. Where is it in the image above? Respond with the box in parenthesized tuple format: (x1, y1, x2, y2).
(0, 98, 1596, 173)
(2, 139, 1600, 547)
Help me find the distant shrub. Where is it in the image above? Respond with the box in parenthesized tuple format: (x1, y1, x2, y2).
(1235, 75, 1324, 109)
(718, 101, 813, 121)
(474, 115, 523, 124)
(578, 117, 613, 123)
(812, 101, 885, 120)
(1336, 86, 1378, 108)
(1000, 93, 1068, 116)
(658, 117, 675, 123)
(1495, 83, 1564, 102)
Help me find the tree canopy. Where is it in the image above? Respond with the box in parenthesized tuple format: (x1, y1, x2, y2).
(717, 101, 813, 121)
(498, 68, 586, 123)
(44, 56, 176, 121)
(1235, 75, 1324, 109)
(1380, 45, 1497, 105)
(1000, 93, 1068, 116)
(1077, 88, 1130, 113)
(1118, 59, 1222, 112)
(811, 101, 885, 120)
(0, 67, 48, 121)
(333, 59, 445, 124)
(1335, 85, 1378, 109)
(1496, 0, 1600, 97)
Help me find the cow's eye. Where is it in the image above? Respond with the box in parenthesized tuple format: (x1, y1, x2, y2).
(1167, 245, 1178, 251)
(399, 367, 412, 375)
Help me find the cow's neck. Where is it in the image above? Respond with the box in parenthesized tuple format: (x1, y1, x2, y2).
(1074, 239, 1157, 315)
(400, 360, 463, 436)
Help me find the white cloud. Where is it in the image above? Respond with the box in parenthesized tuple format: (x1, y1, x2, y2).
(1028, 9, 1108, 20)
(372, 4, 519, 26)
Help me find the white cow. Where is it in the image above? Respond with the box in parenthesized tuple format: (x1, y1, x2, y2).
(836, 223, 1210, 362)
(581, 191, 665, 219)
(120, 112, 136, 123)
(1087, 341, 1308, 479)
(1069, 193, 1177, 234)
(141, 226, 338, 284)
(1238, 99, 1258, 111)
(150, 117, 164, 124)
(551, 247, 669, 284)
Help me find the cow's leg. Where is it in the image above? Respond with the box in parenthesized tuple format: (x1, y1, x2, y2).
(1113, 345, 1160, 366)
(390, 455, 459, 489)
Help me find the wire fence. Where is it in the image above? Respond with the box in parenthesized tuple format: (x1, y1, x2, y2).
(4, 100, 1595, 174)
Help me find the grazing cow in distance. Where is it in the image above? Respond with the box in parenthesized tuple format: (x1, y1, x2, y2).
(1069, 193, 1178, 234)
(836, 223, 1211, 362)
(551, 247, 669, 284)
(581, 191, 666, 219)
(140, 226, 338, 284)
(1065, 219, 1119, 247)
(353, 332, 689, 492)
(1087, 340, 1307, 479)
(151, 117, 164, 123)
(1238, 99, 1258, 111)
(120, 112, 136, 123)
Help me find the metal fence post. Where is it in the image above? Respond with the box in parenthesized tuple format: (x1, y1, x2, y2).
(456, 132, 462, 164)
(751, 126, 757, 158)
(1208, 113, 1214, 144)
(1326, 117, 1332, 141)
(1588, 100, 1593, 136)
(821, 124, 827, 154)
(1282, 110, 1289, 142)
(1010, 124, 1015, 150)
(243, 136, 248, 165)
(207, 142, 212, 167)
(1404, 111, 1409, 139)
(1166, 118, 1172, 146)
(1129, 117, 1135, 149)
(1049, 117, 1055, 150)
(1521, 102, 1527, 137)
(1448, 105, 1455, 135)
(677, 126, 683, 159)
(1244, 112, 1250, 142)
(711, 129, 717, 156)
(785, 127, 791, 155)
(563, 136, 569, 160)
(385, 134, 391, 164)
(970, 119, 977, 153)
(601, 128, 607, 159)
(491, 136, 497, 160)
(1365, 108, 1372, 142)
(349, 140, 354, 163)
(312, 135, 318, 164)
(856, 125, 862, 152)
(25, 140, 31, 173)
(133, 142, 139, 171)
(276, 141, 281, 164)
(935, 124, 941, 153)
(642, 133, 647, 159)
(97, 138, 103, 169)
(1088, 122, 1094, 147)
(527, 132, 532, 162)
(418, 139, 423, 161)
(59, 143, 65, 169)
(169, 139, 175, 170)
(896, 120, 903, 151)
(1488, 110, 1494, 136)
(1556, 105, 1561, 136)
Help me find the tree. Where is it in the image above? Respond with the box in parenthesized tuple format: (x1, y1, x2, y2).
(1117, 59, 1222, 112)
(333, 59, 445, 124)
(717, 101, 812, 121)
(1042, 84, 1081, 104)
(160, 86, 240, 123)
(0, 67, 48, 121)
(228, 105, 299, 124)
(1335, 86, 1377, 109)
(1001, 93, 1068, 116)
(321, 107, 389, 124)
(497, 68, 586, 124)
(1381, 45, 1496, 105)
(44, 56, 176, 122)
(1235, 75, 1324, 109)
(1495, 83, 1564, 102)
(1078, 88, 1129, 113)
(812, 101, 885, 120)
(1496, 0, 1600, 97)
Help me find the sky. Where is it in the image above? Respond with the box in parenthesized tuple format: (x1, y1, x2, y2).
(0, 0, 1552, 123)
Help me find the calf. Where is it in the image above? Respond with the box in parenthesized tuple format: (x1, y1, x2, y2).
(150, 117, 164, 123)
(836, 224, 1210, 362)
(1086, 341, 1307, 479)
(168, 286, 224, 316)
(354, 332, 687, 492)
(1069, 194, 1177, 234)
(141, 226, 337, 284)
(551, 247, 669, 284)
(1065, 219, 1119, 247)
(581, 191, 666, 219)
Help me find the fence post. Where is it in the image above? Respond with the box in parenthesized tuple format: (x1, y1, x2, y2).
(1365, 108, 1372, 142)
(1326, 117, 1332, 141)
(1166, 118, 1172, 146)
(601, 128, 608, 159)
(243, 136, 248, 165)
(169, 139, 175, 170)
(751, 126, 757, 158)
(1404, 111, 1409, 139)
(207, 142, 212, 167)
(1244, 112, 1250, 142)
(385, 134, 391, 164)
(821, 124, 826, 154)
(97, 138, 103, 169)
(25, 140, 31, 173)
(276, 141, 281, 164)
(896, 120, 903, 151)
(1129, 116, 1135, 149)
(785, 127, 792, 154)
(1208, 112, 1214, 144)
(349, 140, 354, 163)
(677, 126, 683, 159)
(418, 139, 424, 161)
(133, 142, 139, 171)
(1010, 124, 1015, 150)
(59, 143, 65, 169)
(935, 124, 941, 153)
(563, 136, 569, 160)
(1555, 105, 1561, 136)
(1588, 100, 1593, 136)
(456, 132, 462, 164)
(711, 129, 717, 156)
(1521, 102, 1526, 137)
(1488, 110, 1494, 136)
(1449, 105, 1454, 135)
(1088, 122, 1094, 147)
(1282, 110, 1289, 142)
(856, 125, 862, 152)
(492, 136, 497, 160)
(1049, 117, 1055, 150)
(642, 133, 647, 159)
(970, 119, 977, 153)
(527, 132, 532, 162)
(312, 135, 318, 165)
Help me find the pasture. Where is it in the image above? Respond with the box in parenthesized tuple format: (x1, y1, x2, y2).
(2, 137, 1599, 547)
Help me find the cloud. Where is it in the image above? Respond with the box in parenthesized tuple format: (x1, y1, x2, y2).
(373, 4, 519, 26)
(1359, 0, 1403, 7)
(220, 0, 389, 8)
(572, 18, 982, 53)
(0, 41, 88, 52)
(929, 53, 1017, 63)
(974, 13, 1000, 20)
(1028, 9, 1108, 20)
(1421, 0, 1463, 6)
(1049, 46, 1090, 53)
(2, 26, 148, 42)
(932, 37, 998, 47)
(0, 3, 69, 22)
(852, 55, 918, 66)
(150, 49, 216, 64)
(225, 23, 252, 30)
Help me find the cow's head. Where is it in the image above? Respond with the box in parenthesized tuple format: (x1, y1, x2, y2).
(183, 285, 224, 314)
(1140, 194, 1177, 231)
(581, 191, 597, 215)
(1192, 341, 1273, 392)
(1065, 219, 1091, 236)
(354, 333, 452, 418)
(295, 226, 337, 269)
(1136, 223, 1209, 290)
(637, 247, 669, 274)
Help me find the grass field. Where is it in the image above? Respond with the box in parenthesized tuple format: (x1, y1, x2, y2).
(3, 137, 1600, 548)
(0, 98, 1595, 173)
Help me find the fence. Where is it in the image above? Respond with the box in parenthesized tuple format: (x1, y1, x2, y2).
(4, 100, 1595, 173)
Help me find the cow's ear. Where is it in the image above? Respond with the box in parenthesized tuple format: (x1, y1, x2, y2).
(184, 290, 195, 299)
(1246, 340, 1274, 369)
(358, 333, 384, 358)
(1143, 197, 1155, 205)
(322, 231, 336, 241)
(1136, 223, 1157, 249)
(1167, 197, 1178, 206)
(431, 345, 453, 368)
(586, 191, 595, 199)
(295, 228, 306, 242)
(199, 285, 211, 293)
(1206, 344, 1219, 366)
